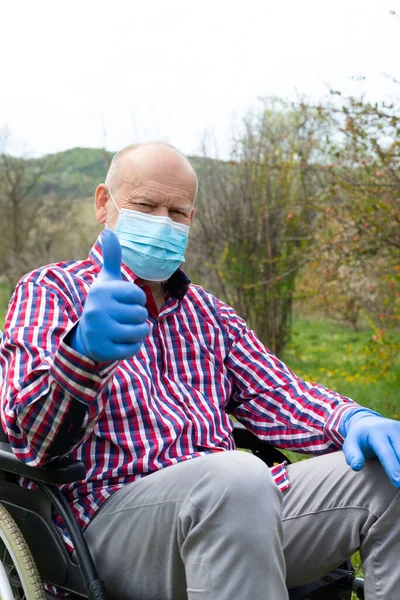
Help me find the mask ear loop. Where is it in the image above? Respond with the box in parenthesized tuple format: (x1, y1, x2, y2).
(104, 188, 120, 228)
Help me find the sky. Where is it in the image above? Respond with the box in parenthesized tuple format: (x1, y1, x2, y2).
(1, 0, 400, 159)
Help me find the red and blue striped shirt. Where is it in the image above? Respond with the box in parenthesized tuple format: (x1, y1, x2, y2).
(0, 234, 358, 554)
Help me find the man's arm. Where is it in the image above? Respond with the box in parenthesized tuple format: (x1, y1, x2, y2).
(0, 279, 118, 466)
(219, 301, 400, 487)
(218, 299, 361, 454)
(0, 231, 149, 467)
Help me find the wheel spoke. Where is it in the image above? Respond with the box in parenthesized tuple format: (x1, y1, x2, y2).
(2, 543, 8, 565)
(1, 547, 25, 600)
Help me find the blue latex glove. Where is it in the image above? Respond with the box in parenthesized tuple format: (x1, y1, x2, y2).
(342, 408, 400, 487)
(70, 229, 149, 362)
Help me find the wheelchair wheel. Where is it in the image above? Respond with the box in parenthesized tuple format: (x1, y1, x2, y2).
(0, 503, 45, 600)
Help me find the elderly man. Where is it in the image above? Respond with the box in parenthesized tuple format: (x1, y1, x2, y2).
(1, 142, 399, 600)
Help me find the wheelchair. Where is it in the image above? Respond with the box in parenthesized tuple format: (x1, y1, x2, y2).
(0, 334, 365, 600)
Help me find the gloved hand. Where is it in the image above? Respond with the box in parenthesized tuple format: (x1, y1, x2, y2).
(342, 409, 400, 488)
(70, 229, 149, 362)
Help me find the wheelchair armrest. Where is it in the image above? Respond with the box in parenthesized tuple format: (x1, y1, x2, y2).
(232, 422, 289, 466)
(0, 441, 86, 484)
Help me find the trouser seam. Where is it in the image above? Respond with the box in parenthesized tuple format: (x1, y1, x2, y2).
(367, 529, 380, 600)
(89, 498, 185, 519)
(283, 505, 373, 523)
(178, 496, 214, 599)
(361, 487, 400, 600)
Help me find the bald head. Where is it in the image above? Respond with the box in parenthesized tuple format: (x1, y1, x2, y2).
(95, 142, 197, 230)
(105, 142, 198, 200)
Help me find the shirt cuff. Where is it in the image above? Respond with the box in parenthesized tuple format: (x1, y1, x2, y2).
(325, 403, 364, 448)
(270, 462, 290, 493)
(50, 328, 118, 405)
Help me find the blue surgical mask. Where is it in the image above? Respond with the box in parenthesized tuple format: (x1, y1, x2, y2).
(108, 191, 190, 282)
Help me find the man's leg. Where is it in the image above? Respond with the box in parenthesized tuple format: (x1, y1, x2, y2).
(83, 451, 288, 600)
(282, 451, 400, 600)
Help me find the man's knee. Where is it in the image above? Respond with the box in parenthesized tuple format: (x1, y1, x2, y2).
(329, 451, 400, 515)
(354, 457, 400, 517)
(184, 450, 281, 518)
(288, 451, 399, 519)
(177, 451, 283, 558)
(207, 449, 275, 488)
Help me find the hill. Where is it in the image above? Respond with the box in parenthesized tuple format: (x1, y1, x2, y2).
(30, 147, 206, 198)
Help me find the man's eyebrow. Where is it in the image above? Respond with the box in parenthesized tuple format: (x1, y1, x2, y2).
(175, 205, 191, 213)
(129, 196, 156, 203)
(129, 196, 190, 210)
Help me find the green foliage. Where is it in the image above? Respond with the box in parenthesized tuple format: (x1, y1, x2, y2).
(34, 147, 113, 197)
(192, 99, 324, 356)
(307, 95, 400, 332)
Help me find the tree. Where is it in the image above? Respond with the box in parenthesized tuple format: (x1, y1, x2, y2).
(0, 132, 100, 293)
(294, 93, 400, 373)
(189, 99, 325, 356)
(309, 95, 400, 328)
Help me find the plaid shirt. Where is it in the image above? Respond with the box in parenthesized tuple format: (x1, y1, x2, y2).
(0, 234, 358, 554)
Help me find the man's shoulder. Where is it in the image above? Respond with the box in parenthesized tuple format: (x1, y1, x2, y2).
(184, 283, 239, 321)
(16, 256, 95, 301)
(185, 282, 220, 307)
(186, 283, 234, 308)
(183, 284, 247, 343)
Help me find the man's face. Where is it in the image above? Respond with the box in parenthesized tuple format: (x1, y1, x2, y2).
(96, 146, 197, 230)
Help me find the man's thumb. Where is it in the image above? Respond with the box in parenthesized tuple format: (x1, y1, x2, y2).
(101, 229, 122, 280)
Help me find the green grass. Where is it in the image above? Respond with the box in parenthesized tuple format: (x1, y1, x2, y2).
(284, 317, 400, 416)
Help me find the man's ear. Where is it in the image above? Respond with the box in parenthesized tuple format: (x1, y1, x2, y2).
(189, 208, 195, 223)
(95, 184, 109, 224)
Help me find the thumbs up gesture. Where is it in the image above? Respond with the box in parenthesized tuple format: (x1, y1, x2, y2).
(70, 229, 149, 362)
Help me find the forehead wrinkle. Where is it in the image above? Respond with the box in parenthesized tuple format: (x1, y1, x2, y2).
(127, 180, 194, 204)
(125, 167, 193, 189)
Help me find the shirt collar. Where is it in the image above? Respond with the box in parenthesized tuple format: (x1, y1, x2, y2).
(88, 233, 190, 301)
